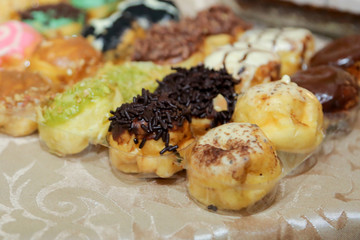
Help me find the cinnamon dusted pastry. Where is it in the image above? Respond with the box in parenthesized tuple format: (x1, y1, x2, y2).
(108, 89, 193, 178)
(235, 27, 314, 76)
(204, 45, 281, 93)
(132, 5, 251, 67)
(186, 123, 282, 211)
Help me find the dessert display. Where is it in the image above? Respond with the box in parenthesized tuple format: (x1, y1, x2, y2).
(132, 5, 251, 67)
(70, 0, 120, 20)
(0, 70, 52, 136)
(292, 65, 359, 135)
(108, 89, 193, 178)
(18, 3, 86, 38)
(204, 45, 281, 93)
(0, 21, 43, 70)
(28, 36, 102, 90)
(83, 0, 180, 62)
(154, 65, 238, 136)
(309, 35, 360, 85)
(232, 76, 324, 154)
(186, 123, 282, 211)
(2, 0, 357, 217)
(37, 62, 170, 156)
(234, 27, 314, 76)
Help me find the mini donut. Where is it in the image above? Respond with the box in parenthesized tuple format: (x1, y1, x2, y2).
(28, 36, 103, 89)
(0, 70, 52, 136)
(19, 3, 86, 38)
(186, 122, 282, 211)
(108, 89, 193, 178)
(204, 45, 281, 93)
(309, 35, 360, 85)
(292, 65, 359, 134)
(235, 27, 315, 76)
(232, 76, 324, 154)
(0, 21, 43, 70)
(154, 65, 238, 136)
(70, 0, 119, 20)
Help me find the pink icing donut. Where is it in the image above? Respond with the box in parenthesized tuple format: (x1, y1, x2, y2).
(0, 21, 43, 66)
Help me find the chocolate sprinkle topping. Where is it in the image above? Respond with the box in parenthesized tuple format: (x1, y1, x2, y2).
(109, 89, 191, 154)
(154, 65, 239, 128)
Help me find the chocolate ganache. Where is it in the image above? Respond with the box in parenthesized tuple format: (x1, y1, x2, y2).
(292, 65, 359, 113)
(310, 35, 360, 68)
(154, 65, 238, 128)
(109, 89, 191, 154)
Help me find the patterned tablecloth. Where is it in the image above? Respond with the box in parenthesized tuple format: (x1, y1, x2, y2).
(1, 114, 360, 239)
(1, 0, 360, 239)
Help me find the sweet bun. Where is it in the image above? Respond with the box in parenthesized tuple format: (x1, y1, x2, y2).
(204, 45, 281, 93)
(235, 28, 314, 76)
(28, 36, 102, 89)
(0, 21, 43, 70)
(0, 70, 52, 136)
(154, 65, 238, 136)
(108, 89, 193, 178)
(186, 122, 282, 211)
(232, 76, 324, 154)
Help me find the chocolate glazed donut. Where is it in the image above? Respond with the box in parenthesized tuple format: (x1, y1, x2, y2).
(291, 65, 359, 113)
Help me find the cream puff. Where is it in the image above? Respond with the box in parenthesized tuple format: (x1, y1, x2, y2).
(186, 122, 282, 211)
(235, 27, 315, 76)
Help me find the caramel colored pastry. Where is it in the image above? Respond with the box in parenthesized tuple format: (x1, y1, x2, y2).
(232, 76, 324, 153)
(310, 35, 360, 85)
(0, 70, 52, 136)
(154, 65, 238, 136)
(28, 36, 102, 90)
(19, 3, 86, 38)
(108, 90, 193, 178)
(292, 65, 359, 134)
(187, 122, 282, 211)
(204, 45, 281, 93)
(235, 28, 314, 76)
(132, 5, 251, 67)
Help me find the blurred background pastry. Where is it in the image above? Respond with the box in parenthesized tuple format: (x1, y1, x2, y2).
(0, 0, 66, 23)
(0, 21, 43, 70)
(18, 3, 86, 38)
(292, 65, 359, 135)
(204, 45, 280, 93)
(70, 0, 121, 20)
(235, 28, 314, 76)
(232, 76, 324, 154)
(0, 70, 52, 136)
(132, 5, 251, 67)
(310, 35, 360, 86)
(108, 89, 193, 178)
(186, 122, 282, 211)
(82, 0, 179, 62)
(28, 36, 102, 90)
(154, 65, 238, 136)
